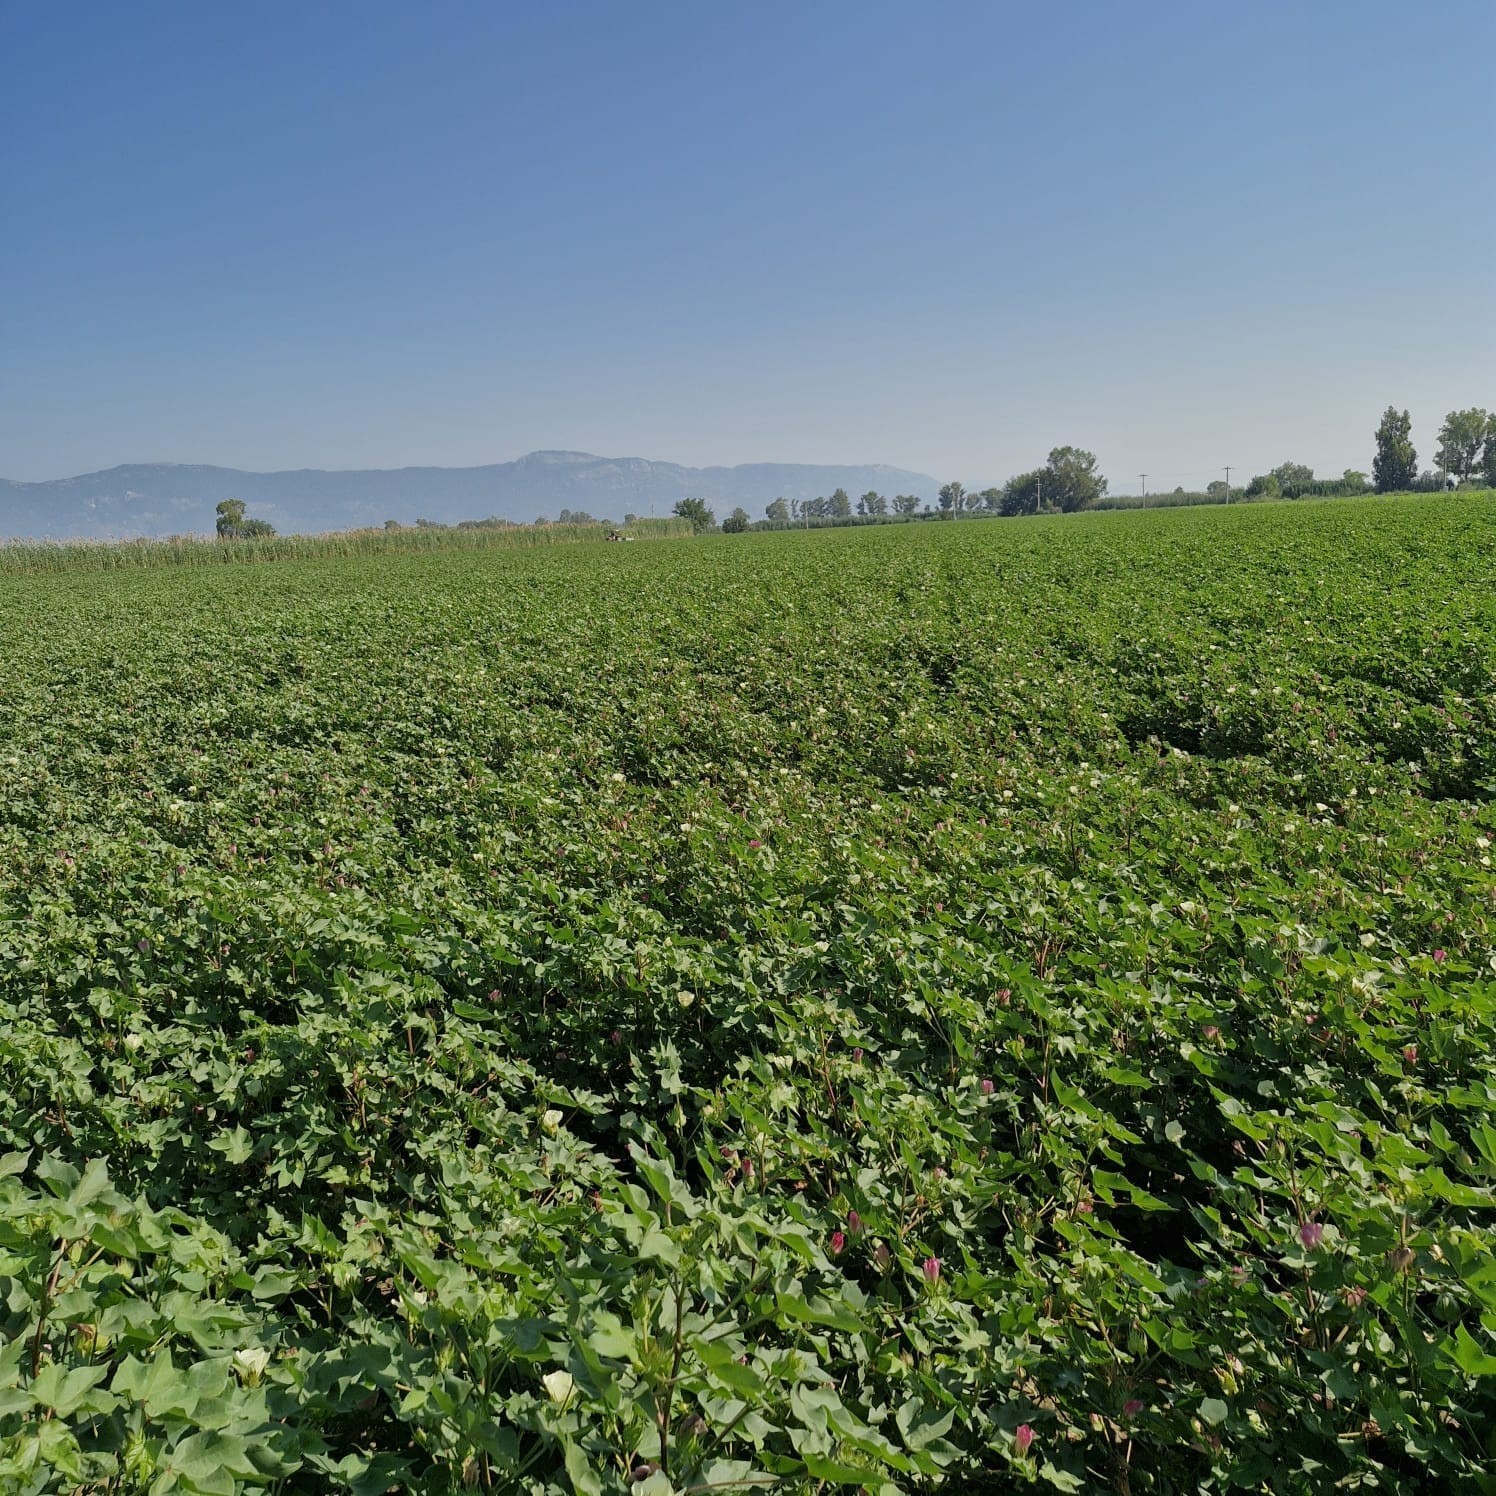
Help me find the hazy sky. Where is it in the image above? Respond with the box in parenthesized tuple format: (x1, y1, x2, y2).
(3, 1, 1492, 490)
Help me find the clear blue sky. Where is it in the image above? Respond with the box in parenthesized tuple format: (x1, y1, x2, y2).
(2, 1, 1491, 490)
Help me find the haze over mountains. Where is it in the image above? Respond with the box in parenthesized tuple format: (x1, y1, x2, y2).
(0, 451, 942, 540)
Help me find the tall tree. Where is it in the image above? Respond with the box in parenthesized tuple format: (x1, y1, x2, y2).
(673, 497, 716, 532)
(978, 487, 1003, 511)
(1435, 408, 1491, 483)
(891, 494, 919, 515)
(215, 498, 246, 538)
(938, 481, 965, 515)
(858, 490, 887, 517)
(722, 507, 751, 533)
(1044, 447, 1107, 511)
(829, 488, 852, 519)
(1372, 406, 1417, 492)
(765, 497, 789, 523)
(1270, 461, 1315, 491)
(999, 471, 1043, 516)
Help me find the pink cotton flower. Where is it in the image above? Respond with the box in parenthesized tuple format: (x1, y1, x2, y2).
(980, 1077, 995, 1095)
(846, 1210, 864, 1236)
(1123, 1399, 1145, 1417)
(829, 1230, 846, 1256)
(1015, 1423, 1035, 1456)
(873, 1243, 891, 1270)
(1299, 1220, 1324, 1250)
(922, 1256, 941, 1285)
(1403, 1044, 1418, 1067)
(1433, 948, 1447, 963)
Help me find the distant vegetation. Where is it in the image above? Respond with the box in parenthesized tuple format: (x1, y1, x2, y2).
(741, 404, 1496, 530)
(214, 498, 277, 539)
(0, 514, 692, 576)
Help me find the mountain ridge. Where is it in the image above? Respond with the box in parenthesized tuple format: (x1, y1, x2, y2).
(0, 453, 942, 539)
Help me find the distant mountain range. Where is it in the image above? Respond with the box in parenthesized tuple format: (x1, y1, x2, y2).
(0, 452, 942, 539)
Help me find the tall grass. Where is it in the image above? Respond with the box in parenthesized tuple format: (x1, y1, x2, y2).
(0, 517, 694, 576)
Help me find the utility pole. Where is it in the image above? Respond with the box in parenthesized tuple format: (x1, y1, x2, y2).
(1139, 474, 1148, 499)
(1223, 466, 1233, 503)
(1036, 474, 1042, 514)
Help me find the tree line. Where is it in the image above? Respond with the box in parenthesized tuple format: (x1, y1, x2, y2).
(1373, 406, 1496, 491)
(669, 408, 1495, 536)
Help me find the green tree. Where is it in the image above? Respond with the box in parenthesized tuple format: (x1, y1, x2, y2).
(214, 498, 246, 539)
(892, 494, 919, 515)
(722, 507, 751, 533)
(1485, 435, 1496, 488)
(829, 488, 852, 519)
(1435, 408, 1491, 483)
(1342, 470, 1370, 491)
(1270, 461, 1315, 492)
(978, 487, 1002, 511)
(1044, 447, 1106, 511)
(937, 481, 965, 515)
(858, 490, 887, 517)
(240, 517, 276, 538)
(1373, 406, 1417, 492)
(673, 497, 716, 532)
(999, 471, 1043, 516)
(765, 497, 789, 524)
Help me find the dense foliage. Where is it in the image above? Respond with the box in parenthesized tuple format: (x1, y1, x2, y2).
(3, 496, 1495, 1493)
(0, 518, 692, 578)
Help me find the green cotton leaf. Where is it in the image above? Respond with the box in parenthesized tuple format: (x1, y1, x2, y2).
(628, 1144, 699, 1218)
(33, 1153, 80, 1199)
(775, 1290, 865, 1334)
(800, 1450, 880, 1484)
(209, 1126, 254, 1165)
(561, 1437, 606, 1496)
(1038, 1465, 1088, 1492)
(693, 1459, 756, 1488)
(167, 1428, 262, 1486)
(111, 1351, 201, 1420)
(27, 1362, 112, 1419)
(1448, 1326, 1496, 1377)
(0, 1150, 30, 1178)
(693, 1337, 766, 1395)
(584, 1322, 635, 1360)
(66, 1157, 112, 1211)
(0, 1385, 34, 1418)
(637, 1224, 681, 1267)
(1198, 1396, 1229, 1426)
(894, 1397, 955, 1451)
(249, 1264, 300, 1301)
